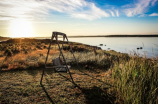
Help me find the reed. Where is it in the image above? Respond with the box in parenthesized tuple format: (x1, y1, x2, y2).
(111, 54, 158, 104)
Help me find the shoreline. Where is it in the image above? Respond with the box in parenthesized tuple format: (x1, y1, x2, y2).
(1, 38, 156, 60)
(0, 38, 157, 59)
(1, 35, 158, 40)
(68, 35, 158, 38)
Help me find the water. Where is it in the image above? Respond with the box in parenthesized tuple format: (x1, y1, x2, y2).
(1, 37, 158, 58)
(67, 37, 158, 58)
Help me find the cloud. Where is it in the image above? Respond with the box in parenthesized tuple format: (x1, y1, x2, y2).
(1, 0, 157, 20)
(151, 0, 158, 6)
(116, 10, 119, 17)
(43, 0, 110, 20)
(0, 0, 110, 21)
(122, 0, 157, 17)
(149, 13, 158, 16)
(110, 11, 115, 17)
(106, 6, 119, 17)
(71, 3, 110, 20)
(0, 0, 47, 21)
(138, 14, 146, 17)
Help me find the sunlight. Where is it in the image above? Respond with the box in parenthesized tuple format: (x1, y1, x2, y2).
(9, 19, 34, 38)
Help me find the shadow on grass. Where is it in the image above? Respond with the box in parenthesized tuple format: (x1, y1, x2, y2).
(41, 71, 116, 104)
(77, 68, 113, 87)
(0, 67, 41, 78)
(40, 83, 55, 104)
(58, 71, 116, 104)
(39, 67, 115, 104)
(81, 86, 115, 104)
(26, 68, 39, 77)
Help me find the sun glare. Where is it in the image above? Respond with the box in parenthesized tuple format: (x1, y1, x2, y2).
(9, 19, 34, 38)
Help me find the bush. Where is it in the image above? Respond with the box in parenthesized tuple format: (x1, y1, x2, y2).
(4, 48, 13, 56)
(0, 53, 4, 57)
(63, 45, 88, 52)
(43, 45, 47, 49)
(12, 47, 20, 54)
(36, 45, 42, 49)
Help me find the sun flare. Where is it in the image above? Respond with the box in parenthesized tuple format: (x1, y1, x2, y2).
(9, 19, 34, 38)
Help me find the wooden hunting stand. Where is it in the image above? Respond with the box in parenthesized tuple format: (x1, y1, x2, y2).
(40, 31, 80, 84)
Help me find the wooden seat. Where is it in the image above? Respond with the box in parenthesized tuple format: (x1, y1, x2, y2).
(52, 57, 71, 72)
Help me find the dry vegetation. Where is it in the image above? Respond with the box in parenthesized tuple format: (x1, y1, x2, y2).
(0, 38, 158, 104)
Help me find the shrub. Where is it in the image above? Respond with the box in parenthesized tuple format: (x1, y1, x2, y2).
(0, 53, 4, 57)
(36, 45, 42, 49)
(43, 45, 47, 49)
(12, 47, 20, 54)
(63, 45, 88, 52)
(4, 48, 13, 56)
(1, 44, 8, 51)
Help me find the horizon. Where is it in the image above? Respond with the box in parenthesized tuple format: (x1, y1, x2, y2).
(1, 34, 158, 39)
(0, 0, 158, 38)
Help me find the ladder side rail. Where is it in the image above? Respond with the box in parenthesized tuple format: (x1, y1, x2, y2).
(45, 34, 54, 68)
(59, 36, 64, 60)
(61, 35, 65, 50)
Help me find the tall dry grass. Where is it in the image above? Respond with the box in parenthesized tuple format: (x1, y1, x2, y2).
(111, 54, 158, 104)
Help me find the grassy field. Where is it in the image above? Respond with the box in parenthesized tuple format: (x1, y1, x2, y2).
(0, 38, 157, 104)
(0, 68, 115, 104)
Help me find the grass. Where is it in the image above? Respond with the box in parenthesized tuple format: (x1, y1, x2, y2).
(0, 38, 158, 104)
(111, 55, 158, 104)
(0, 68, 115, 104)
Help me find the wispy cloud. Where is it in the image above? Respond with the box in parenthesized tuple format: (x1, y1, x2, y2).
(110, 11, 115, 17)
(149, 13, 158, 16)
(0, 0, 110, 21)
(0, 0, 46, 20)
(0, 0, 157, 21)
(151, 0, 158, 6)
(71, 3, 110, 20)
(43, 0, 110, 20)
(138, 14, 146, 17)
(106, 6, 119, 17)
(122, 0, 157, 17)
(116, 10, 119, 17)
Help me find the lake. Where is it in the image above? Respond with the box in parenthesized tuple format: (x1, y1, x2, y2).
(66, 37, 158, 58)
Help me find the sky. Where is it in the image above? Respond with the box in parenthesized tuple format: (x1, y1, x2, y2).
(0, 0, 158, 37)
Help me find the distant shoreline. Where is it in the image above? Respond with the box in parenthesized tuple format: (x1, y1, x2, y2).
(0, 36, 10, 42)
(68, 35, 158, 38)
(0, 35, 158, 40)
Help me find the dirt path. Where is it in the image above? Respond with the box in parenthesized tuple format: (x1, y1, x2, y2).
(0, 68, 115, 104)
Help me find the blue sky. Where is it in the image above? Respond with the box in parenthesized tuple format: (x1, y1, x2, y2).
(0, 0, 158, 37)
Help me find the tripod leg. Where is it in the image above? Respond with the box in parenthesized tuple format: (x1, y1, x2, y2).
(67, 68, 75, 84)
(41, 33, 54, 85)
(40, 69, 44, 84)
